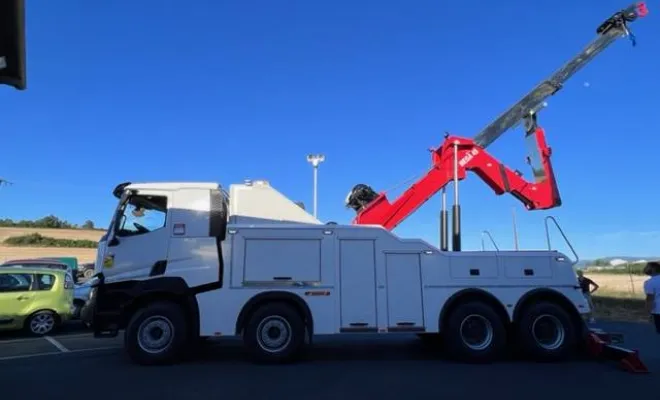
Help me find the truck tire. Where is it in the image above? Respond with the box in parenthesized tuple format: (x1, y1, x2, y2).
(515, 301, 577, 362)
(443, 301, 507, 363)
(243, 302, 306, 364)
(124, 301, 190, 366)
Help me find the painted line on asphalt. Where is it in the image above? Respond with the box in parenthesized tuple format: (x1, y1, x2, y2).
(1, 330, 124, 345)
(0, 346, 122, 362)
(0, 332, 91, 344)
(0, 337, 46, 345)
(44, 336, 70, 352)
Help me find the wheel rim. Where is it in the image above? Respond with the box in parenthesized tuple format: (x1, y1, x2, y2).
(459, 314, 493, 351)
(137, 316, 175, 354)
(256, 316, 292, 353)
(30, 313, 55, 335)
(531, 314, 565, 350)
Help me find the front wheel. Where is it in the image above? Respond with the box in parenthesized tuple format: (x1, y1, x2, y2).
(515, 302, 578, 362)
(124, 301, 190, 365)
(243, 302, 306, 364)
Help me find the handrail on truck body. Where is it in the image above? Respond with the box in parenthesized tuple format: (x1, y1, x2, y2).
(544, 216, 580, 266)
(481, 230, 499, 251)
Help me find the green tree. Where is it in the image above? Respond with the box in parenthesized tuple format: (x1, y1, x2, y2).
(82, 220, 95, 229)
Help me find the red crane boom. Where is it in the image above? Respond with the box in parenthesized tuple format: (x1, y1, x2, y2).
(346, 2, 648, 241)
(353, 116, 558, 230)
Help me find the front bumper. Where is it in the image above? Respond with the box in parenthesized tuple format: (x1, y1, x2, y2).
(80, 278, 121, 338)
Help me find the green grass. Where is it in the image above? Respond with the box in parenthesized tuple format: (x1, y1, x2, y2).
(592, 291, 648, 322)
(3, 233, 98, 248)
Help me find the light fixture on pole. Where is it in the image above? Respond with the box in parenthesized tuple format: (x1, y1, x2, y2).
(306, 154, 325, 219)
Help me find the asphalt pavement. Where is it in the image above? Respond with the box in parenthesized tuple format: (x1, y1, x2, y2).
(0, 321, 657, 400)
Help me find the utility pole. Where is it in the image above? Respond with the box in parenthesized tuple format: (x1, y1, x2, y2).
(512, 206, 519, 250)
(306, 154, 325, 219)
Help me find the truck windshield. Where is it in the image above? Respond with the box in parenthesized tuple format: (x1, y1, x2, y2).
(115, 194, 167, 236)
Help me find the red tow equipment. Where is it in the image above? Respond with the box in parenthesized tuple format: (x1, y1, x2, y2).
(353, 115, 560, 231)
(587, 328, 649, 373)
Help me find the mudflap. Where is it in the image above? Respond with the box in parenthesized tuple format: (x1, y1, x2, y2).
(586, 327, 649, 373)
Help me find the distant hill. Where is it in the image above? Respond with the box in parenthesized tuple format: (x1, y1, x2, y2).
(0, 227, 106, 264)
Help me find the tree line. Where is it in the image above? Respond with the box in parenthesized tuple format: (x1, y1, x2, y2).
(3, 233, 98, 248)
(0, 215, 101, 230)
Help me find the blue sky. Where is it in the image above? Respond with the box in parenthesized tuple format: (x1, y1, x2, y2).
(1, 0, 659, 260)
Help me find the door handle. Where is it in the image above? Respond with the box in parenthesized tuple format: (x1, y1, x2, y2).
(16, 295, 31, 301)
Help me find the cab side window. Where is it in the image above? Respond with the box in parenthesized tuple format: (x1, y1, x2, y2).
(36, 274, 55, 291)
(116, 194, 168, 237)
(0, 273, 33, 292)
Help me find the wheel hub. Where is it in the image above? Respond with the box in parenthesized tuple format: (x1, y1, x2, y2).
(531, 314, 565, 350)
(257, 316, 292, 353)
(459, 314, 493, 351)
(30, 313, 55, 335)
(138, 316, 174, 354)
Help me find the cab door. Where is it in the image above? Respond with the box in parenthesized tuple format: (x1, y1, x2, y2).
(103, 190, 171, 281)
(0, 272, 35, 330)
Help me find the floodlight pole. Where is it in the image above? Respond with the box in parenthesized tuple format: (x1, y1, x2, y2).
(306, 154, 325, 219)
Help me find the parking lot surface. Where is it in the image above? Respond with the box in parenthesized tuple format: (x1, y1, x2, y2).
(0, 321, 657, 400)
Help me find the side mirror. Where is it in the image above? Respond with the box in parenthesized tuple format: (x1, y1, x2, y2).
(0, 0, 27, 90)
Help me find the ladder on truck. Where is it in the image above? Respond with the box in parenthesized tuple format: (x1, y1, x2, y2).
(346, 2, 649, 253)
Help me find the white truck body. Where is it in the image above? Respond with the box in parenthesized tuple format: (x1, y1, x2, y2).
(87, 180, 590, 365)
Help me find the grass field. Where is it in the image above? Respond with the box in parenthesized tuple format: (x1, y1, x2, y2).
(585, 273, 650, 322)
(0, 227, 106, 264)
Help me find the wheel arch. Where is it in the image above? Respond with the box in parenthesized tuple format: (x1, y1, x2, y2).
(512, 288, 585, 334)
(438, 288, 511, 331)
(110, 277, 202, 338)
(23, 308, 62, 331)
(235, 291, 314, 340)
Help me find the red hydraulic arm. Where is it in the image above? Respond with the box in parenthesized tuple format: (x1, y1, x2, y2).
(353, 117, 559, 231)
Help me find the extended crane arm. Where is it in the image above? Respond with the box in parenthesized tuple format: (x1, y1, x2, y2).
(473, 2, 648, 148)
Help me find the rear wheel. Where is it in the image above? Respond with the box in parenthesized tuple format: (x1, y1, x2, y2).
(443, 301, 507, 363)
(516, 302, 578, 362)
(124, 301, 190, 365)
(243, 302, 306, 364)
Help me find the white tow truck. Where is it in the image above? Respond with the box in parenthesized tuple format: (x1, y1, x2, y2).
(83, 179, 591, 365)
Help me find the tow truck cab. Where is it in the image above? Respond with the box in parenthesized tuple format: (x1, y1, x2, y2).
(84, 180, 321, 338)
(93, 181, 229, 286)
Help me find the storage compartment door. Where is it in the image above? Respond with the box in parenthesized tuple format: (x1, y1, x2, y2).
(339, 240, 377, 332)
